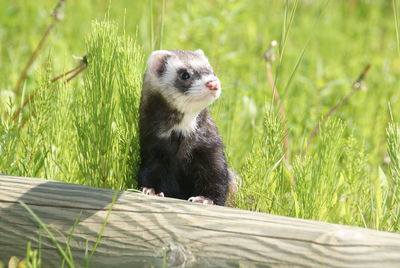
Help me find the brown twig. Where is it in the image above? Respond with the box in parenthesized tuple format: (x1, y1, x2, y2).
(302, 64, 371, 157)
(263, 41, 290, 160)
(50, 64, 82, 83)
(12, 94, 36, 121)
(19, 112, 35, 130)
(12, 57, 87, 126)
(66, 65, 87, 83)
(13, 0, 66, 95)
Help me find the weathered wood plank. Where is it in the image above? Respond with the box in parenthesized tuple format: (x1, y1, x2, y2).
(0, 174, 400, 267)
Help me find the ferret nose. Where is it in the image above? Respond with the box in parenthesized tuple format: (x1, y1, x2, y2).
(205, 80, 219, 91)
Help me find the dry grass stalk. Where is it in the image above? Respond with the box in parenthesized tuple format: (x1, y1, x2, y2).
(263, 40, 290, 160)
(302, 64, 371, 157)
(13, 0, 67, 95)
(12, 56, 87, 127)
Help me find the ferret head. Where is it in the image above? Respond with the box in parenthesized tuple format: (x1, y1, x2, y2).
(143, 49, 221, 114)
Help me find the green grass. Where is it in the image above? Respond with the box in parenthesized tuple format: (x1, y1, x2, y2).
(15, 190, 119, 268)
(1, 0, 400, 234)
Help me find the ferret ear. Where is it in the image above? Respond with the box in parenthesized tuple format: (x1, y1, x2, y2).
(195, 49, 205, 57)
(147, 50, 172, 76)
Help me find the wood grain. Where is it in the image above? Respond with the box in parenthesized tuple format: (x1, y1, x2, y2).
(1, 175, 400, 267)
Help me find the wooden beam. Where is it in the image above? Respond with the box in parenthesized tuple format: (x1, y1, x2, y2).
(0, 175, 400, 267)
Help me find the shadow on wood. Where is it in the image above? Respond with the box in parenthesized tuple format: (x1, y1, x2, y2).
(1, 175, 400, 267)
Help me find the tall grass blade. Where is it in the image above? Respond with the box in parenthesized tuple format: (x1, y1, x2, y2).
(393, 0, 400, 57)
(84, 191, 119, 267)
(19, 201, 75, 268)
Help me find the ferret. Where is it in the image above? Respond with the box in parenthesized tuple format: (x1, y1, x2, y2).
(138, 49, 232, 205)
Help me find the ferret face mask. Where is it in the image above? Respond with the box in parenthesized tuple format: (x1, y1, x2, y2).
(144, 49, 221, 114)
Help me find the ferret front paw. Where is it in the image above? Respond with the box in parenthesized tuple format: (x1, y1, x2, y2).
(141, 187, 164, 197)
(188, 196, 214, 205)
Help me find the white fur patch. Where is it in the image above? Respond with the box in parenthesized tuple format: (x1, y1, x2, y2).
(159, 112, 199, 138)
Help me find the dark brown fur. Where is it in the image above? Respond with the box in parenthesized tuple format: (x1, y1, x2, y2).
(138, 50, 230, 205)
(138, 91, 229, 205)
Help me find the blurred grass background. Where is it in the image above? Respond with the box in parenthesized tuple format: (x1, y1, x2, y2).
(0, 0, 399, 232)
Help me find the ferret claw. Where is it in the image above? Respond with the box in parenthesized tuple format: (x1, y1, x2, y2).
(188, 196, 214, 205)
(141, 187, 164, 197)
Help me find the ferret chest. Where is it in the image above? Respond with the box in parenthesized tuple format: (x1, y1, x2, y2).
(163, 131, 196, 161)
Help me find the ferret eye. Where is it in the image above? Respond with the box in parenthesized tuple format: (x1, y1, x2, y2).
(181, 72, 191, 80)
